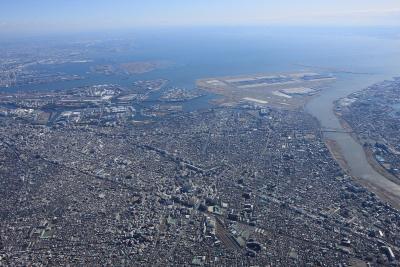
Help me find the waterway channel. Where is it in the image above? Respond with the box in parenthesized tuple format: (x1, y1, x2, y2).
(306, 74, 400, 208)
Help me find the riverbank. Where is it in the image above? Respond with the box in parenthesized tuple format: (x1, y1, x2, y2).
(329, 106, 400, 209)
(325, 138, 350, 173)
(325, 137, 400, 210)
(334, 107, 400, 186)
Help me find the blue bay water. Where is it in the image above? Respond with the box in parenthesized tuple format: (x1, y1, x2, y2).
(5, 27, 400, 93)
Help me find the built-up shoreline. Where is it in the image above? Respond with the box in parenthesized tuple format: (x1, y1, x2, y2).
(306, 75, 400, 210)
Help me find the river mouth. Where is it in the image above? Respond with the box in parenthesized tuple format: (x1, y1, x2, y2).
(305, 74, 400, 209)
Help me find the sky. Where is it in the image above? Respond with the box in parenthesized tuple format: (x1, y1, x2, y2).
(1, 0, 400, 35)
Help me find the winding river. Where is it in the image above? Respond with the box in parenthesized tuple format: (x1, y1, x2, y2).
(306, 74, 400, 207)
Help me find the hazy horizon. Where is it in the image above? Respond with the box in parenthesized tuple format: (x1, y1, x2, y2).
(1, 0, 400, 36)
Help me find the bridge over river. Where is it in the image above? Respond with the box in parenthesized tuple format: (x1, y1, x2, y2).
(306, 74, 400, 210)
(321, 128, 353, 134)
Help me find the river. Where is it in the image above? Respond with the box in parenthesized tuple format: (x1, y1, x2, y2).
(306, 74, 400, 207)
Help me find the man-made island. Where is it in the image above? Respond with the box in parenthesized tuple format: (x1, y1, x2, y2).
(197, 72, 335, 109)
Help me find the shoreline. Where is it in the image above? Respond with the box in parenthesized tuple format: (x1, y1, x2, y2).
(326, 106, 400, 209)
(335, 109, 400, 187)
(324, 137, 400, 210)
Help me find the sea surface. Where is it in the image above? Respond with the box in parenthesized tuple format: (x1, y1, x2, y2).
(5, 27, 400, 93)
(3, 26, 400, 200)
